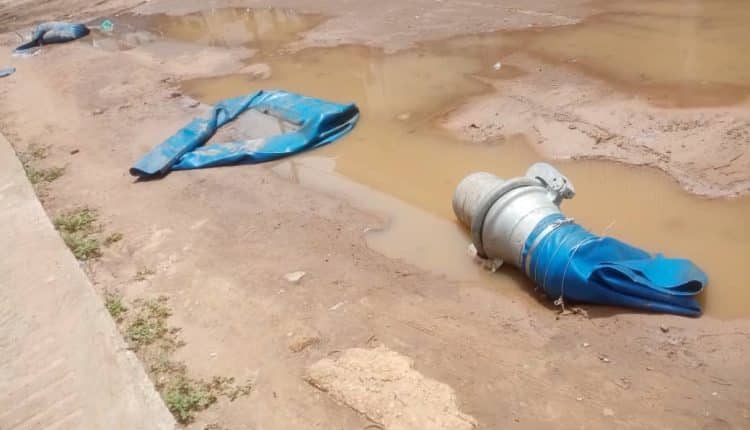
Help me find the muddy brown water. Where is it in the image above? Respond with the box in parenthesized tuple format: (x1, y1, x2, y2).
(133, 4, 750, 317)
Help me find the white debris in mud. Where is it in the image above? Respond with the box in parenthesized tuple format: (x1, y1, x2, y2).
(240, 62, 271, 80)
(329, 301, 345, 311)
(283, 271, 306, 283)
(305, 346, 477, 430)
(468, 244, 503, 272)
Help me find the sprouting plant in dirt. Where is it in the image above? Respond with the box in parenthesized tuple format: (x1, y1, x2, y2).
(19, 143, 65, 185)
(25, 165, 65, 185)
(126, 296, 173, 349)
(104, 290, 128, 322)
(52, 208, 121, 261)
(114, 296, 254, 424)
(54, 207, 97, 234)
(164, 376, 218, 423)
(104, 232, 123, 246)
(53, 208, 102, 260)
(18, 143, 49, 164)
(134, 266, 156, 281)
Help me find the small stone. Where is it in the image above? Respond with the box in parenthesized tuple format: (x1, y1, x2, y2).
(599, 354, 610, 363)
(660, 325, 669, 333)
(396, 112, 411, 121)
(283, 271, 306, 283)
(169, 92, 181, 98)
(329, 301, 345, 311)
(582, 342, 590, 348)
(239, 63, 272, 80)
(492, 61, 502, 71)
(576, 396, 583, 401)
(646, 366, 654, 371)
(603, 408, 615, 417)
(469, 123, 479, 129)
(616, 377, 631, 390)
(568, 124, 577, 130)
(92, 108, 104, 116)
(288, 333, 321, 353)
(69, 149, 80, 155)
(181, 98, 201, 109)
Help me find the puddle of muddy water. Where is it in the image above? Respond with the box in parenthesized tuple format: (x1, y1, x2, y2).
(435, 0, 750, 107)
(110, 8, 325, 53)
(100, 8, 326, 53)
(164, 6, 750, 317)
(517, 0, 750, 106)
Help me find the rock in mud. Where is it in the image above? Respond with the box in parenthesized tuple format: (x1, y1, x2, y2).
(283, 271, 306, 283)
(305, 346, 477, 430)
(288, 333, 320, 353)
(240, 63, 271, 80)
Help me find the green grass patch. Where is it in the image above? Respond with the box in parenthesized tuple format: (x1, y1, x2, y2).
(126, 296, 172, 349)
(61, 232, 101, 260)
(104, 232, 123, 246)
(53, 208, 97, 233)
(53, 208, 101, 260)
(164, 376, 218, 423)
(104, 290, 128, 322)
(20, 144, 64, 185)
(134, 266, 156, 281)
(25, 165, 65, 185)
(113, 297, 254, 424)
(20, 143, 48, 162)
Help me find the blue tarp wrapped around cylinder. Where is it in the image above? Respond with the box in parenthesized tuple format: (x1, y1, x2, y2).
(520, 214, 706, 316)
(14, 22, 90, 53)
(130, 90, 359, 177)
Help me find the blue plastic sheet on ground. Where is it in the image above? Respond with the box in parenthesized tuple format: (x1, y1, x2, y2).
(521, 214, 706, 316)
(0, 66, 14, 78)
(14, 22, 90, 54)
(130, 90, 359, 178)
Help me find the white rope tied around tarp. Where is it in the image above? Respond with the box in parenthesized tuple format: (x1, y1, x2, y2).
(536, 219, 616, 312)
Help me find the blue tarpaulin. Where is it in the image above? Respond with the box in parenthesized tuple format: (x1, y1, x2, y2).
(14, 22, 90, 54)
(130, 90, 359, 178)
(521, 214, 706, 316)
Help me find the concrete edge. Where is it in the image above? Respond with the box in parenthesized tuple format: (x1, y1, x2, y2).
(0, 132, 175, 429)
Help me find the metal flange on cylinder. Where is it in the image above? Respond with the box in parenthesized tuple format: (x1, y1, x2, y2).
(452, 162, 575, 268)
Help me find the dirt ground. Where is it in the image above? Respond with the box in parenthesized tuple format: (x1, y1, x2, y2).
(1, 0, 749, 429)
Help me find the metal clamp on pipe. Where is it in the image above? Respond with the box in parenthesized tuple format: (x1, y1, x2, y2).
(453, 163, 574, 264)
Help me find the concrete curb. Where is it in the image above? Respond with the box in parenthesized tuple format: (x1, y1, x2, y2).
(0, 133, 175, 429)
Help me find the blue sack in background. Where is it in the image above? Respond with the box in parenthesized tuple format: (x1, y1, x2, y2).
(14, 22, 90, 53)
(130, 90, 359, 178)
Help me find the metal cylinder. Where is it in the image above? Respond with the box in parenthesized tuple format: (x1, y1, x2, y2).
(453, 171, 564, 268)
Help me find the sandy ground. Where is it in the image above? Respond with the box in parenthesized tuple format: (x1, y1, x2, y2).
(1, 0, 749, 429)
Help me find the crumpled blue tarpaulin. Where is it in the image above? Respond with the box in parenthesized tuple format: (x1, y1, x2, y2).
(521, 214, 706, 317)
(130, 90, 359, 178)
(14, 22, 90, 54)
